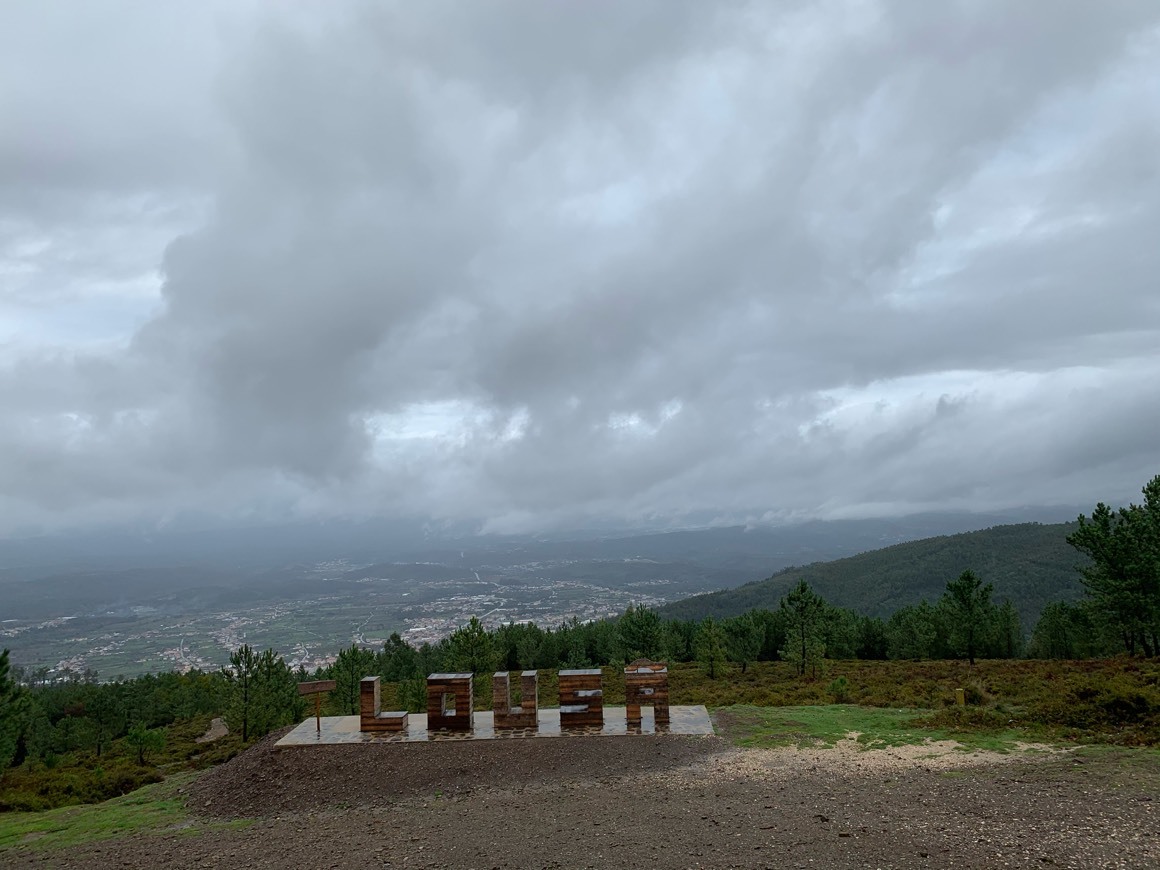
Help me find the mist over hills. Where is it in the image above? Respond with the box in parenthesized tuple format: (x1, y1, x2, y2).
(0, 508, 1084, 623)
(0, 508, 1093, 678)
(658, 522, 1085, 627)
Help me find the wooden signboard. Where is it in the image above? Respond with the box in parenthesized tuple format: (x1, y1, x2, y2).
(298, 679, 337, 696)
(297, 679, 337, 734)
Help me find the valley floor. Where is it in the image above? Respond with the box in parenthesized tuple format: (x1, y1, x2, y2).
(7, 729, 1158, 869)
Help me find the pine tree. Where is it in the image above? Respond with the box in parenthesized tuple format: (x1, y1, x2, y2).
(1, 649, 25, 777)
(618, 604, 663, 661)
(694, 617, 728, 679)
(223, 645, 297, 742)
(779, 581, 826, 677)
(332, 644, 376, 714)
(942, 569, 995, 665)
(254, 648, 301, 735)
(85, 682, 125, 758)
(380, 633, 419, 681)
(1068, 475, 1160, 656)
(448, 617, 496, 673)
(224, 644, 259, 742)
(724, 614, 763, 673)
(992, 600, 1024, 659)
(563, 631, 592, 668)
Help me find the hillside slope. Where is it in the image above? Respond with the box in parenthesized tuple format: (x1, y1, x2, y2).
(658, 522, 1085, 624)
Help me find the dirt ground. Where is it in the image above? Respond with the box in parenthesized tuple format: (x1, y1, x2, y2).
(9, 729, 1159, 869)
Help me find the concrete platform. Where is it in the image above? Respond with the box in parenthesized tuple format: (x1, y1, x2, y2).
(276, 705, 713, 747)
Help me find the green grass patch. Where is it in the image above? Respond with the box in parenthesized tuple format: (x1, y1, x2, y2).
(0, 773, 249, 854)
(1070, 743, 1160, 763)
(713, 703, 1038, 753)
(1067, 743, 1160, 784)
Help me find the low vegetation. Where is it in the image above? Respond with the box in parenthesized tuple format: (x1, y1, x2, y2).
(0, 773, 249, 851)
(711, 704, 1031, 752)
(0, 712, 246, 812)
(3, 655, 1157, 816)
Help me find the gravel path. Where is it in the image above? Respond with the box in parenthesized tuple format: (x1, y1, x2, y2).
(9, 731, 1159, 869)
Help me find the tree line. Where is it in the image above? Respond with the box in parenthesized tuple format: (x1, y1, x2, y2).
(0, 573, 1007, 778)
(0, 644, 307, 788)
(1061, 474, 1160, 656)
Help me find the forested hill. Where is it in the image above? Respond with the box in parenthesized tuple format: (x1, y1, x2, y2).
(658, 522, 1085, 625)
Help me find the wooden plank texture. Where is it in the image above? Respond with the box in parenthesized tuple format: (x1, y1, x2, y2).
(298, 679, 337, 695)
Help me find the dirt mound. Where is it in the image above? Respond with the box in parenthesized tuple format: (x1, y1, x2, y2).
(9, 737, 1158, 868)
(188, 730, 725, 819)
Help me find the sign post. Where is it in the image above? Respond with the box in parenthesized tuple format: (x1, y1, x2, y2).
(297, 679, 337, 735)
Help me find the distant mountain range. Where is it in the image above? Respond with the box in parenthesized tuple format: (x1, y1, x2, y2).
(658, 522, 1087, 628)
(0, 510, 1087, 623)
(0, 506, 1084, 577)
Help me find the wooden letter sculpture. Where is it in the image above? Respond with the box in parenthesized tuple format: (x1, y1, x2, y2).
(426, 673, 474, 731)
(493, 670, 538, 729)
(359, 676, 409, 733)
(624, 659, 670, 728)
(558, 668, 604, 728)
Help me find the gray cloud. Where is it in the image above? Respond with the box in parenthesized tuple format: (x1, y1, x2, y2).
(1, 0, 1159, 535)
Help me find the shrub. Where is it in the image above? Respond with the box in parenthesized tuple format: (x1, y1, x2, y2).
(827, 676, 851, 703)
(1032, 677, 1160, 730)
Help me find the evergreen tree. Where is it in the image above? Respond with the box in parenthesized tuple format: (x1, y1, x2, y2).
(1027, 600, 1114, 659)
(821, 606, 860, 659)
(723, 614, 763, 673)
(84, 682, 126, 758)
(380, 633, 420, 681)
(223, 644, 259, 742)
(590, 620, 623, 665)
(942, 570, 995, 665)
(694, 617, 728, 679)
(332, 644, 376, 715)
(447, 617, 496, 674)
(415, 641, 447, 678)
(618, 605, 663, 661)
(562, 630, 592, 668)
(125, 722, 166, 765)
(447, 616, 497, 703)
(751, 609, 786, 661)
(779, 581, 826, 676)
(255, 647, 302, 734)
(856, 616, 889, 660)
(662, 620, 697, 663)
(1, 649, 25, 776)
(1068, 475, 1160, 656)
(398, 676, 429, 713)
(515, 632, 542, 670)
(991, 600, 1024, 659)
(222, 645, 297, 742)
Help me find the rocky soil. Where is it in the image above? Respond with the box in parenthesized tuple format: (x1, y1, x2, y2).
(9, 730, 1159, 869)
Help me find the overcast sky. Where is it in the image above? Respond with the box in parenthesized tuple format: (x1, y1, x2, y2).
(2, 1, 1158, 537)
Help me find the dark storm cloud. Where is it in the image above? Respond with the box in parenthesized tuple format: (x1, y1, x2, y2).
(1, 1, 1159, 533)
